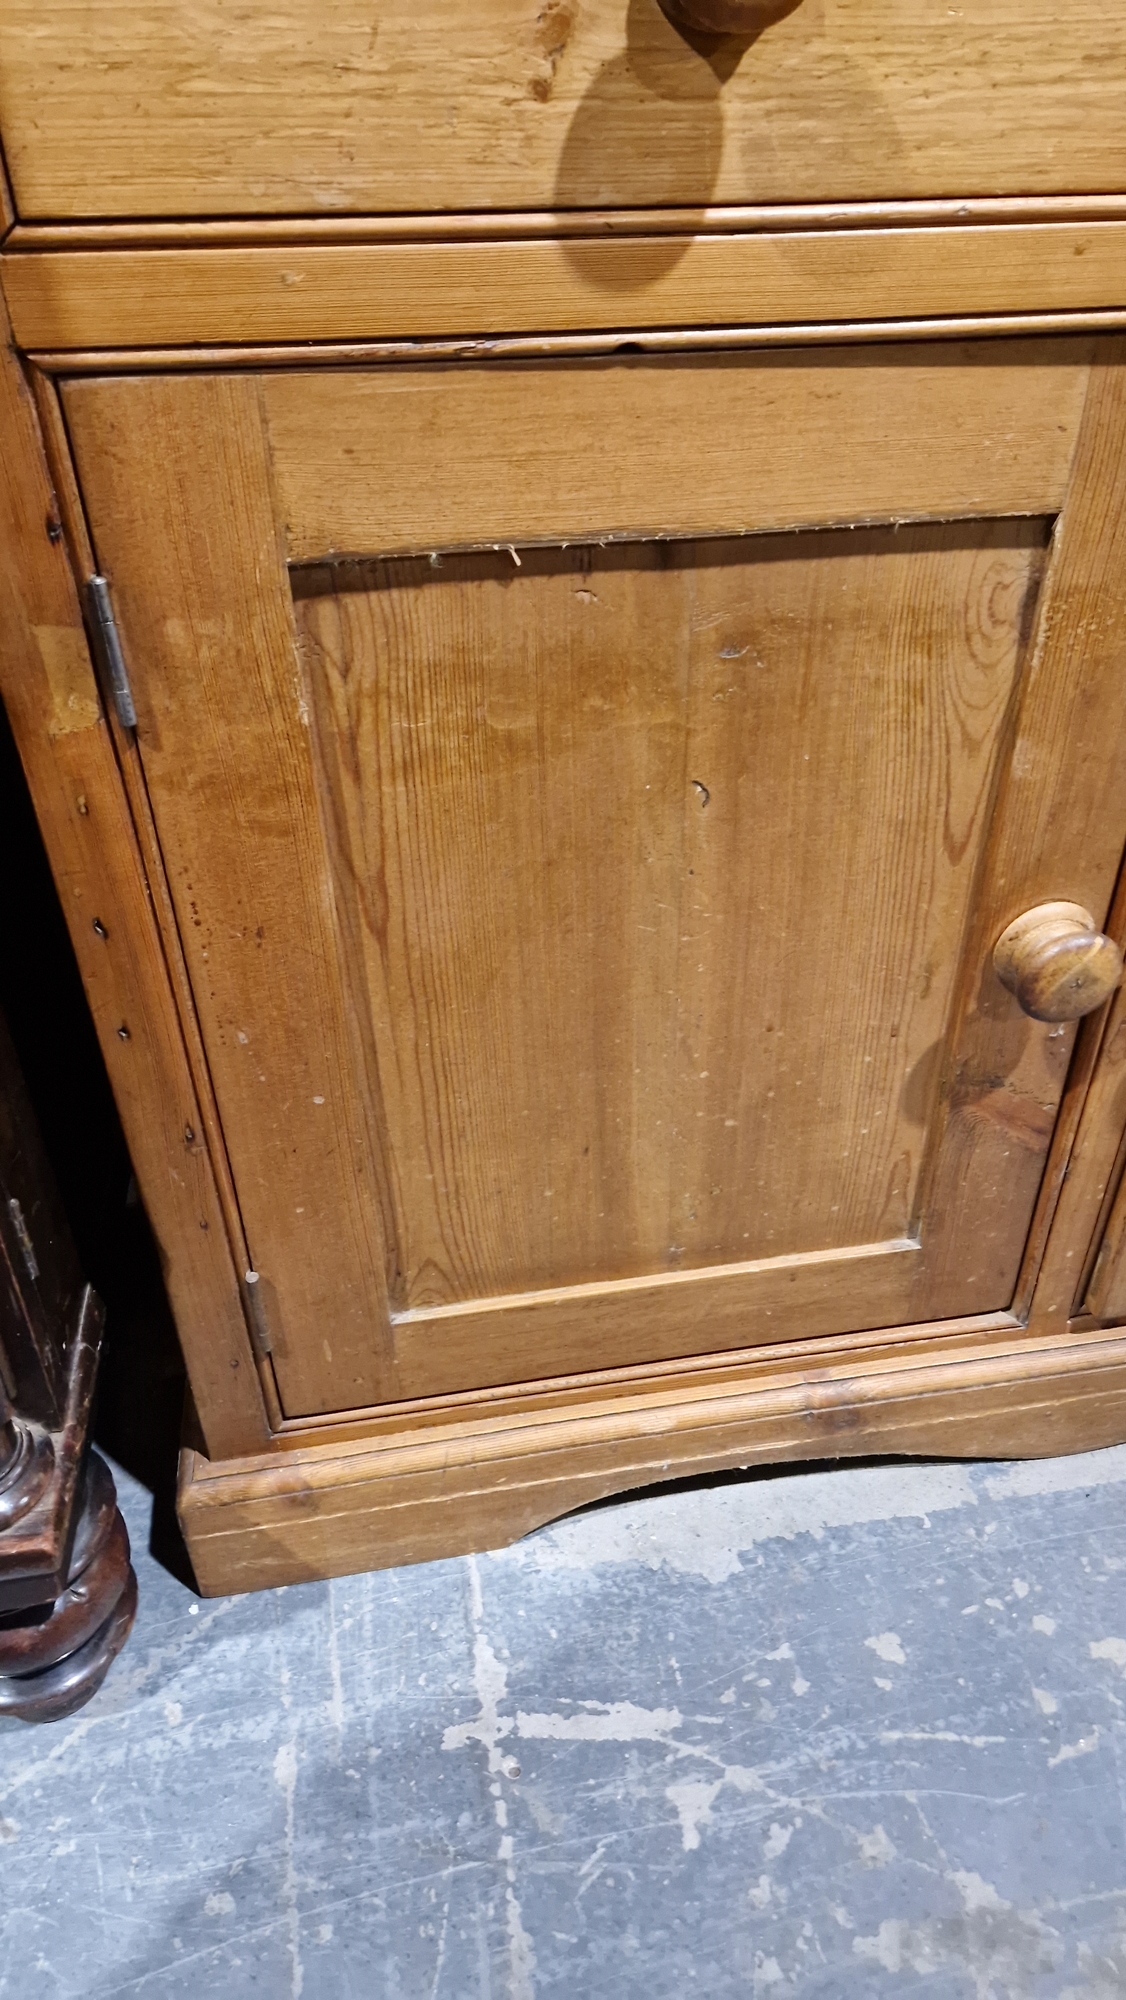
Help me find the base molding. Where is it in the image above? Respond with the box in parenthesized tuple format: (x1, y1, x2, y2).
(178, 1320, 1126, 1597)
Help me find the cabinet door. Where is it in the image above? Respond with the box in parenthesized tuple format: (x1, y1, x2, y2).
(63, 341, 1126, 1417)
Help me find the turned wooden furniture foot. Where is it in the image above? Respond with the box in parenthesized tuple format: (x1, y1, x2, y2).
(0, 1006, 137, 1722)
(0, 1446, 137, 1723)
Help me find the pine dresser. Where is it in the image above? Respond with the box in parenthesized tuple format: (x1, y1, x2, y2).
(4, 0, 1126, 1594)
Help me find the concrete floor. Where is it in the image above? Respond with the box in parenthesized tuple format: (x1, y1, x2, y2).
(4, 1446, 1126, 1999)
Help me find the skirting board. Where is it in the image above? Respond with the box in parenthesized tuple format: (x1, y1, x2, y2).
(179, 1321, 1126, 1596)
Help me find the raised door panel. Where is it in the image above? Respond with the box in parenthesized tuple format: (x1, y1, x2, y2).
(295, 524, 1041, 1306)
(4, 0, 1126, 218)
(61, 342, 1126, 1416)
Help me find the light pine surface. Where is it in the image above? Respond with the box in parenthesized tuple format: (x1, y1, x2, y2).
(16, 194, 1126, 251)
(1084, 1099, 1126, 1320)
(263, 346, 1087, 559)
(10, 224, 1126, 351)
(3, 0, 1126, 219)
(4, 0, 1126, 1595)
(179, 1324, 1126, 1592)
(1088, 1176, 1126, 1319)
(0, 305, 265, 1461)
(61, 375, 400, 1420)
(61, 340, 1126, 1424)
(297, 521, 1042, 1394)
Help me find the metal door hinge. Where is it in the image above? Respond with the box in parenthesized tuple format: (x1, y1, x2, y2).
(243, 1270, 274, 1358)
(85, 575, 137, 730)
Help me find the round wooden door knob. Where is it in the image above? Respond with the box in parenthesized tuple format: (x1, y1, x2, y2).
(658, 0, 800, 35)
(993, 902, 1123, 1022)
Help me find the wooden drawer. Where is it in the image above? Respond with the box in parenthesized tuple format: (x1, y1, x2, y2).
(3, 0, 1126, 223)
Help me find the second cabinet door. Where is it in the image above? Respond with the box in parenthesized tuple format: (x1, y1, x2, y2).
(64, 339, 1126, 1416)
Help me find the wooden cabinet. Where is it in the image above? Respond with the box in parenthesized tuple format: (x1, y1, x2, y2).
(58, 345, 1126, 1418)
(5, 2, 1126, 1595)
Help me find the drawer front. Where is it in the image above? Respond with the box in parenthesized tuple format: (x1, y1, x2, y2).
(4, 0, 1126, 222)
(60, 338, 1126, 1418)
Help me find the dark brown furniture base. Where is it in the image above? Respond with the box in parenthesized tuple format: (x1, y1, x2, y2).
(0, 1009, 135, 1722)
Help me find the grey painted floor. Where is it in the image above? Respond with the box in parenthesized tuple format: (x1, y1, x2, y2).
(4, 1447, 1126, 1999)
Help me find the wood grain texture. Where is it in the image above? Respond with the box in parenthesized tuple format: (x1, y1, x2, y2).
(8, 224, 1126, 351)
(4, 0, 1126, 219)
(0, 317, 266, 1459)
(28, 366, 285, 1435)
(297, 519, 1047, 1394)
(178, 1323, 1126, 1594)
(23, 313, 1126, 383)
(1014, 846, 1126, 1330)
(264, 1310, 1020, 1447)
(60, 372, 403, 1420)
(1078, 870, 1126, 1318)
(62, 340, 1126, 1416)
(265, 345, 1088, 560)
(1086, 1146, 1126, 1320)
(16, 197, 1126, 253)
(915, 343, 1126, 1316)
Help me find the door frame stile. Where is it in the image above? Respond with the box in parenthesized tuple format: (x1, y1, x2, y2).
(8, 356, 274, 1454)
(30, 364, 286, 1434)
(1015, 843, 1126, 1330)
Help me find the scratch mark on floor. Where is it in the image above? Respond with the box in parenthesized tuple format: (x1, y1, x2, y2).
(274, 1655, 304, 2000)
(447, 1557, 538, 1999)
(325, 1582, 345, 1759)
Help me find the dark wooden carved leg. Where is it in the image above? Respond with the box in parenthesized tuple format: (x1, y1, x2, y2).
(0, 1436, 137, 1723)
(0, 1007, 137, 1722)
(0, 1383, 54, 1526)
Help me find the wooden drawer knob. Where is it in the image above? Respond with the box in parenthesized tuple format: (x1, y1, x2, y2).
(993, 902, 1123, 1022)
(658, 0, 800, 36)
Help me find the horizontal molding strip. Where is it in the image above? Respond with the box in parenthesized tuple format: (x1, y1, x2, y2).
(268, 1312, 1026, 1450)
(6, 222, 1126, 351)
(13, 194, 1126, 253)
(28, 309, 1126, 376)
(391, 1239, 917, 1332)
(190, 1322, 1124, 1487)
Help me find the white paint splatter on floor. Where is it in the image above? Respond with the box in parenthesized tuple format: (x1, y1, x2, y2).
(8, 1443, 1126, 1997)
